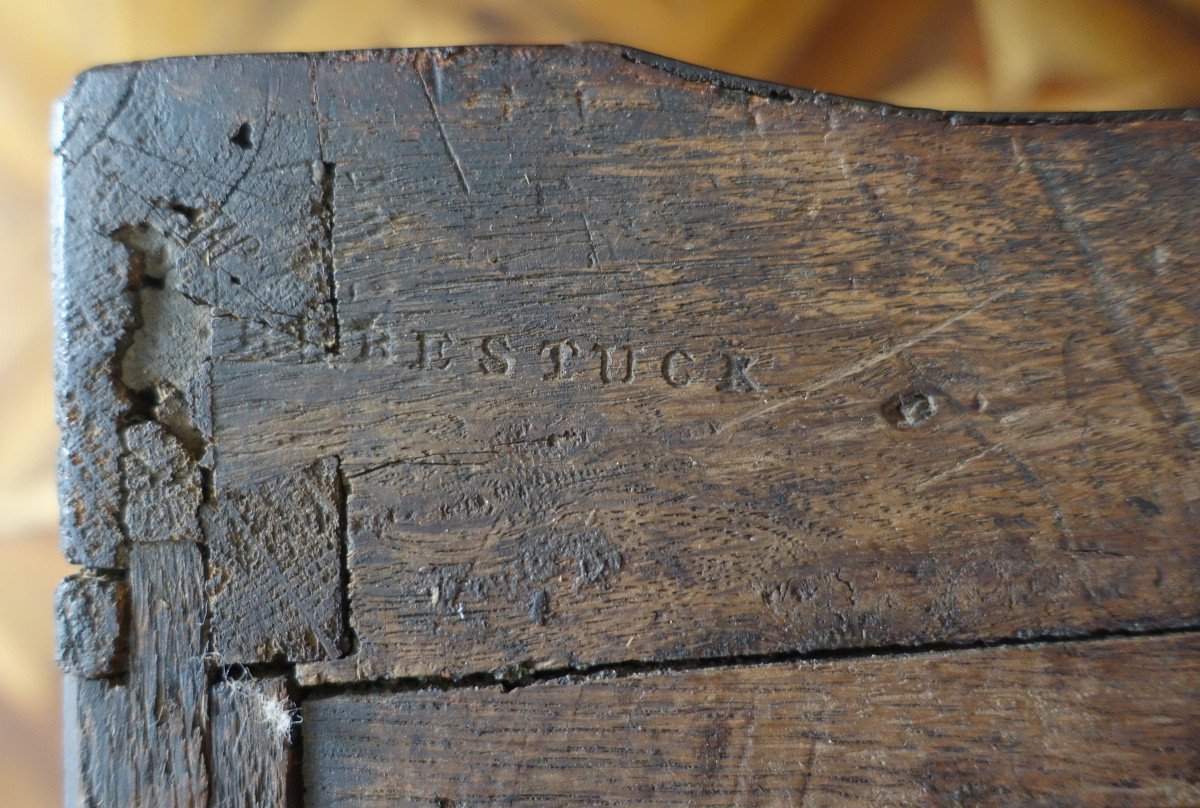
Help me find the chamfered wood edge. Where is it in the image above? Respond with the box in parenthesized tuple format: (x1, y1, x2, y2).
(57, 42, 1200, 128)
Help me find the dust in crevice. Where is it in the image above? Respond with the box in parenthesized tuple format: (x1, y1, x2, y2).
(204, 665, 304, 805)
(334, 457, 359, 659)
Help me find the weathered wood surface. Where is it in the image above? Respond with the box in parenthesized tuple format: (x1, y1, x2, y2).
(215, 46, 1199, 679)
(54, 570, 128, 678)
(304, 633, 1200, 807)
(210, 676, 297, 808)
(66, 541, 209, 807)
(54, 44, 1200, 806)
(202, 458, 347, 664)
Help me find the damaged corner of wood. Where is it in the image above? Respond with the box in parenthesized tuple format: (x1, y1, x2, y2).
(55, 570, 129, 679)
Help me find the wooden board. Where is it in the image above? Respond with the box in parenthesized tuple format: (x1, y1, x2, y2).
(66, 540, 209, 807)
(214, 46, 1200, 679)
(53, 44, 1200, 805)
(303, 633, 1200, 806)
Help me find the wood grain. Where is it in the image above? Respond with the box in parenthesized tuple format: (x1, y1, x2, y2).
(303, 633, 1200, 807)
(53, 55, 330, 567)
(210, 676, 296, 808)
(204, 46, 1200, 679)
(66, 541, 209, 807)
(203, 458, 348, 664)
(54, 570, 128, 679)
(52, 43, 1200, 807)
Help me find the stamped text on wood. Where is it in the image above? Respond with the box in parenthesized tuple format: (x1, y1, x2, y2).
(53, 45, 1199, 806)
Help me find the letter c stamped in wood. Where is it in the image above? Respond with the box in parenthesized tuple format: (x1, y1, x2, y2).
(660, 349, 694, 387)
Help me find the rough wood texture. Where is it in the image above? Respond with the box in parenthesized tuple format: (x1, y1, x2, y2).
(203, 457, 347, 664)
(54, 570, 128, 678)
(215, 46, 1199, 679)
(66, 541, 209, 807)
(121, 422, 203, 544)
(53, 55, 332, 568)
(304, 633, 1200, 807)
(54, 44, 1200, 806)
(210, 676, 296, 808)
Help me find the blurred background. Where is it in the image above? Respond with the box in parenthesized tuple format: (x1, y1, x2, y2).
(2, 1, 1199, 804)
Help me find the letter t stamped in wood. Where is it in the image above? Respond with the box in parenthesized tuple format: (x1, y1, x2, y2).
(53, 45, 1200, 806)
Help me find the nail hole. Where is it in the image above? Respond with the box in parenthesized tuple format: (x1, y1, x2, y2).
(230, 122, 253, 150)
(882, 390, 938, 429)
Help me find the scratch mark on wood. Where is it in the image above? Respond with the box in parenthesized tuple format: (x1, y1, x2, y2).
(716, 287, 1013, 436)
(581, 210, 601, 267)
(65, 64, 142, 175)
(415, 56, 473, 195)
(796, 734, 818, 807)
(1017, 135, 1200, 457)
(914, 444, 1003, 491)
(217, 95, 273, 210)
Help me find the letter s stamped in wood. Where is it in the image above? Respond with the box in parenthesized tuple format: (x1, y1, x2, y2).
(480, 335, 515, 376)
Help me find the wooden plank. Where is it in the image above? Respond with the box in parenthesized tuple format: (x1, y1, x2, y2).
(54, 48, 1200, 681)
(302, 633, 1200, 807)
(209, 676, 297, 808)
(53, 45, 1200, 805)
(208, 46, 1200, 678)
(66, 541, 208, 807)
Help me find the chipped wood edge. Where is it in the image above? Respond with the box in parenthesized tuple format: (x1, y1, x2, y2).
(52, 44, 1200, 807)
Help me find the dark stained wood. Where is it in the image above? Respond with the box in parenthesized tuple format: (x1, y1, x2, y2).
(220, 45, 1199, 679)
(66, 541, 209, 807)
(53, 44, 1200, 806)
(203, 458, 347, 664)
(54, 570, 128, 678)
(121, 421, 203, 544)
(53, 54, 332, 568)
(304, 633, 1200, 807)
(210, 676, 296, 808)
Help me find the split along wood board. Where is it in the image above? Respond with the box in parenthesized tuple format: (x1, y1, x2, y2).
(53, 45, 1199, 805)
(303, 633, 1200, 807)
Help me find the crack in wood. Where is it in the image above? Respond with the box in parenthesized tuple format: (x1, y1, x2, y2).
(299, 622, 1200, 697)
